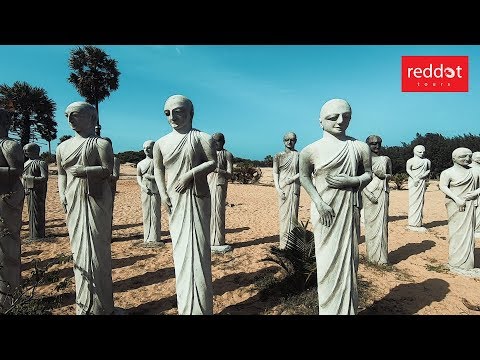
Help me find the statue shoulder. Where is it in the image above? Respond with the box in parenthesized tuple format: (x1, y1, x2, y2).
(1, 139, 22, 153)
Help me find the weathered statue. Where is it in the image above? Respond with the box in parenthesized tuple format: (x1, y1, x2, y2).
(439, 148, 480, 272)
(136, 140, 163, 246)
(273, 132, 300, 249)
(22, 143, 48, 241)
(153, 95, 216, 315)
(361, 135, 392, 265)
(469, 151, 480, 238)
(207, 133, 233, 253)
(56, 101, 115, 315)
(299, 98, 372, 315)
(0, 108, 24, 313)
(406, 145, 431, 231)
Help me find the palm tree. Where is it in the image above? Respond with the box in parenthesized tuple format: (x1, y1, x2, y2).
(0, 81, 57, 147)
(67, 45, 120, 136)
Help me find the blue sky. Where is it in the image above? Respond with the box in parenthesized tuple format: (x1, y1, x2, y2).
(0, 45, 479, 160)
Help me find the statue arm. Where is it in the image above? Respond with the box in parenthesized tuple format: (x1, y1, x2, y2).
(326, 142, 372, 191)
(111, 157, 120, 181)
(224, 151, 233, 180)
(299, 147, 335, 227)
(56, 146, 67, 212)
(85, 139, 113, 179)
(421, 159, 431, 179)
(385, 157, 393, 180)
(272, 154, 282, 194)
(358, 143, 373, 190)
(0, 141, 24, 178)
(439, 170, 465, 209)
(35, 161, 49, 183)
(153, 140, 171, 213)
(136, 164, 149, 193)
(195, 135, 217, 177)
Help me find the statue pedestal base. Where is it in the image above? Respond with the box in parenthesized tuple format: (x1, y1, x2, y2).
(211, 244, 233, 253)
(407, 226, 428, 233)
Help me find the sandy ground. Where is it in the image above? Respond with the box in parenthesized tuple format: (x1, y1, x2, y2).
(18, 165, 480, 315)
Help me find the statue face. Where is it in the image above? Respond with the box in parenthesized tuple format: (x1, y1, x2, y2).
(24, 148, 36, 159)
(164, 98, 192, 132)
(283, 133, 297, 150)
(66, 109, 93, 133)
(453, 149, 472, 167)
(143, 142, 154, 157)
(320, 101, 351, 136)
(212, 136, 224, 151)
(414, 146, 425, 158)
(368, 138, 382, 154)
(472, 152, 480, 164)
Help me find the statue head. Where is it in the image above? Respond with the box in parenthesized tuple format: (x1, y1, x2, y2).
(472, 151, 480, 164)
(65, 102, 98, 135)
(23, 143, 41, 159)
(0, 108, 12, 133)
(452, 147, 472, 167)
(283, 132, 297, 150)
(319, 99, 352, 137)
(366, 135, 382, 155)
(212, 133, 225, 151)
(164, 95, 194, 133)
(413, 145, 425, 159)
(143, 140, 155, 158)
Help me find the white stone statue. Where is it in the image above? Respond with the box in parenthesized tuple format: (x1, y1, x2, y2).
(56, 101, 115, 315)
(0, 108, 25, 313)
(361, 135, 392, 265)
(470, 151, 480, 238)
(406, 145, 431, 231)
(207, 133, 233, 253)
(439, 148, 480, 272)
(153, 95, 216, 315)
(136, 140, 163, 246)
(299, 99, 372, 315)
(273, 131, 300, 249)
(22, 143, 48, 241)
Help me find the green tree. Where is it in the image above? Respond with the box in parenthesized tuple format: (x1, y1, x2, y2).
(58, 135, 72, 144)
(0, 81, 57, 147)
(67, 45, 121, 136)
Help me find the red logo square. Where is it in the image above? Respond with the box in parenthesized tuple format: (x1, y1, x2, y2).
(401, 56, 468, 92)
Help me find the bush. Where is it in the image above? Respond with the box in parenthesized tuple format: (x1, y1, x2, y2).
(231, 162, 262, 184)
(40, 152, 56, 164)
(392, 173, 408, 190)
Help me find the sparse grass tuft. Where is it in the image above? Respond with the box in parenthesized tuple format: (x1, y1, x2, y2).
(425, 263, 450, 274)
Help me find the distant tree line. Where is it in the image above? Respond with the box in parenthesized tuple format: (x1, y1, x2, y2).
(382, 132, 480, 179)
(116, 132, 480, 180)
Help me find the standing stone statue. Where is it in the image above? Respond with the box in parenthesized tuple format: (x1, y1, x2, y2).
(273, 132, 300, 249)
(439, 148, 480, 272)
(207, 132, 233, 253)
(470, 151, 480, 238)
(0, 108, 24, 313)
(56, 101, 115, 315)
(22, 143, 48, 241)
(361, 135, 392, 265)
(299, 99, 372, 315)
(153, 95, 216, 315)
(136, 140, 163, 246)
(406, 145, 431, 231)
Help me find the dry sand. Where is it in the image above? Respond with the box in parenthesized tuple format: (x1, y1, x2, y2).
(19, 165, 480, 315)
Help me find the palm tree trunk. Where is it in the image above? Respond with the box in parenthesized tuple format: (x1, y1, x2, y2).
(48, 140, 51, 155)
(21, 113, 31, 147)
(95, 99, 101, 136)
